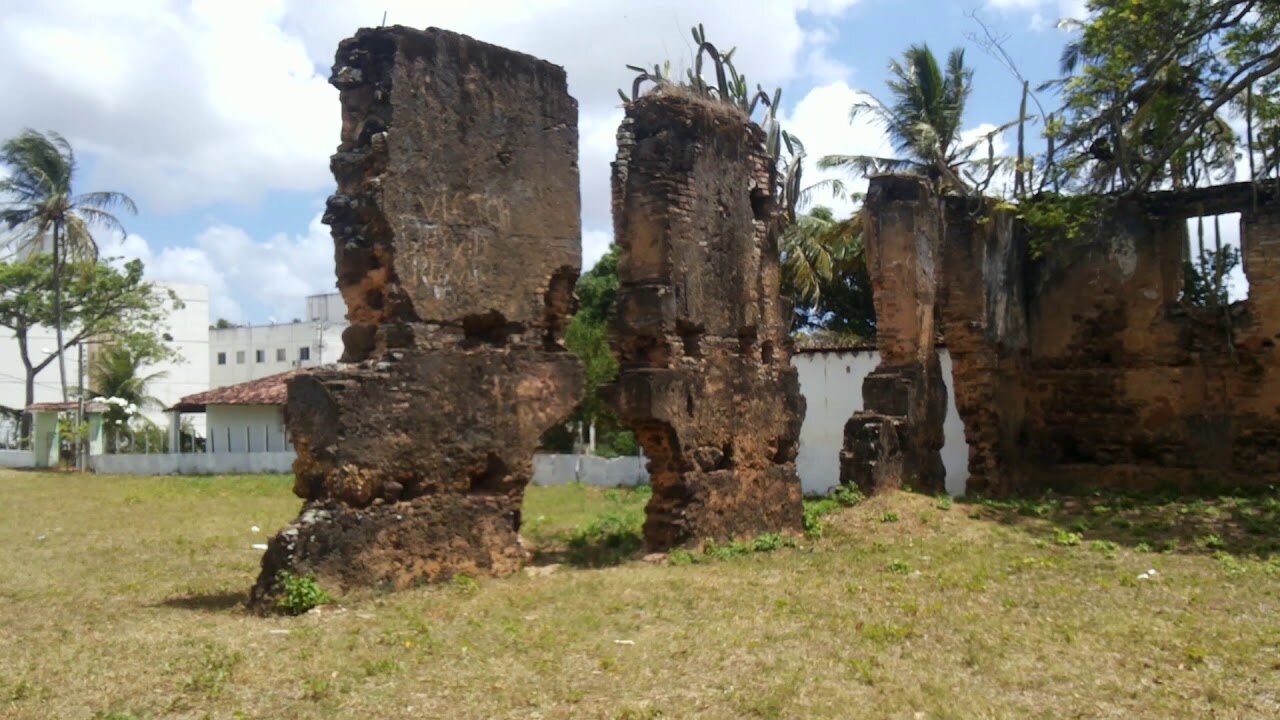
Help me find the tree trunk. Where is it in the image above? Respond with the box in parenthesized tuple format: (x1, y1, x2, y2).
(16, 330, 34, 441)
(53, 222, 68, 402)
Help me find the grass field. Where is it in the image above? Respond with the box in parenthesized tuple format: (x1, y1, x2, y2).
(2, 470, 1278, 719)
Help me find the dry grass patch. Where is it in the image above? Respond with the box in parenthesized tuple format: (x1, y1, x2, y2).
(1, 471, 1278, 719)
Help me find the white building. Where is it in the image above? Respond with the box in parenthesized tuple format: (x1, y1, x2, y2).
(170, 370, 296, 453)
(792, 347, 971, 497)
(0, 282, 210, 439)
(209, 293, 347, 388)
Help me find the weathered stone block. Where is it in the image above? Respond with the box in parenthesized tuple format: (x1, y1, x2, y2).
(841, 176, 947, 495)
(607, 93, 804, 549)
(323, 26, 580, 348)
(252, 26, 583, 609)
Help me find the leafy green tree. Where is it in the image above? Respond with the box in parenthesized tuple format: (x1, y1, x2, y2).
(785, 209, 877, 342)
(1053, 0, 1280, 192)
(573, 245, 620, 325)
(0, 129, 138, 400)
(90, 341, 169, 448)
(781, 206, 863, 310)
(0, 256, 178, 436)
(820, 44, 979, 193)
(548, 245, 637, 456)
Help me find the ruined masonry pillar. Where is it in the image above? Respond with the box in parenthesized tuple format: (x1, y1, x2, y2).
(607, 93, 806, 549)
(839, 175, 948, 494)
(251, 27, 583, 607)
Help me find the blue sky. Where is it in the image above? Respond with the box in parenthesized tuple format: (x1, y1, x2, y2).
(1, 0, 1090, 324)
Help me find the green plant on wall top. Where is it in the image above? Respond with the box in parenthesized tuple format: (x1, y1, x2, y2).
(1015, 193, 1111, 260)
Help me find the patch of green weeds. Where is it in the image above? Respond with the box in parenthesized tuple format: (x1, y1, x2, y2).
(674, 534, 798, 564)
(452, 575, 480, 595)
(1054, 529, 1082, 547)
(1090, 540, 1119, 558)
(276, 572, 332, 616)
(1214, 551, 1246, 576)
(1196, 534, 1226, 551)
(184, 644, 244, 697)
(802, 486, 864, 538)
(880, 511, 901, 524)
(860, 622, 914, 645)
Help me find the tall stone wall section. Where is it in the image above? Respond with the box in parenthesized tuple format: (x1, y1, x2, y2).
(607, 94, 805, 549)
(1020, 189, 1280, 490)
(845, 176, 1280, 495)
(251, 27, 583, 607)
(936, 199, 1030, 495)
(839, 177, 948, 495)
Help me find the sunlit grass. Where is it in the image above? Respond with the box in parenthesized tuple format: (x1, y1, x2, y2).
(1, 470, 1278, 719)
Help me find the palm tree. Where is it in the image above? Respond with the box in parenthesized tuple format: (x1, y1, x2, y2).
(89, 343, 166, 451)
(781, 206, 863, 307)
(0, 129, 137, 400)
(820, 44, 978, 193)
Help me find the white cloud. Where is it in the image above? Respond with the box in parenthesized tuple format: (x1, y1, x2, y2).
(777, 85, 1026, 216)
(279, 0, 861, 270)
(958, 122, 1015, 195)
(984, 0, 1089, 27)
(0, 0, 336, 213)
(777, 82, 894, 217)
(3, 1, 863, 306)
(100, 210, 334, 324)
(0, 0, 859, 216)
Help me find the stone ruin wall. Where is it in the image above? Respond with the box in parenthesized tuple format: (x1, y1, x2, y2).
(607, 94, 806, 549)
(844, 175, 1280, 496)
(840, 177, 949, 496)
(251, 26, 583, 607)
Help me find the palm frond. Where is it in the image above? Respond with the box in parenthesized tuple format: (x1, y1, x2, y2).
(73, 191, 137, 216)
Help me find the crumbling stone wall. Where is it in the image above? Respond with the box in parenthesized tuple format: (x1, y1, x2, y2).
(846, 175, 1280, 495)
(839, 177, 948, 495)
(1019, 187, 1280, 491)
(607, 93, 805, 549)
(251, 26, 583, 607)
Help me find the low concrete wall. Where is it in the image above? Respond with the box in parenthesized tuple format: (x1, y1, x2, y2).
(0, 449, 33, 468)
(532, 453, 649, 487)
(89, 451, 296, 475)
(792, 348, 971, 497)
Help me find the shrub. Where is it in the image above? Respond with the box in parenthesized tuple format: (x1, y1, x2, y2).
(276, 572, 332, 615)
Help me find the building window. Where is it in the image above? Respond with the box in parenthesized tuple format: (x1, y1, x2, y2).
(236, 351, 246, 364)
(216, 352, 226, 366)
(255, 349, 265, 363)
(299, 346, 311, 361)
(276, 348, 286, 362)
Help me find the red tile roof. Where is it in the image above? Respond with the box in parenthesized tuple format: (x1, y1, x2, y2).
(26, 401, 111, 414)
(169, 370, 303, 412)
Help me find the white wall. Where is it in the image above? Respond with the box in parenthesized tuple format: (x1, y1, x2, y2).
(209, 320, 346, 387)
(307, 293, 346, 323)
(792, 349, 970, 497)
(206, 405, 288, 453)
(0, 449, 33, 468)
(532, 453, 649, 487)
(90, 451, 295, 475)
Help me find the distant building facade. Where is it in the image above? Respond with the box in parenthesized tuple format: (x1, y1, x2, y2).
(0, 282, 210, 438)
(208, 293, 347, 388)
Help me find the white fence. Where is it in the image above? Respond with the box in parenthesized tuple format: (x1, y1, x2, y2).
(532, 453, 649, 487)
(89, 451, 296, 475)
(0, 449, 34, 468)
